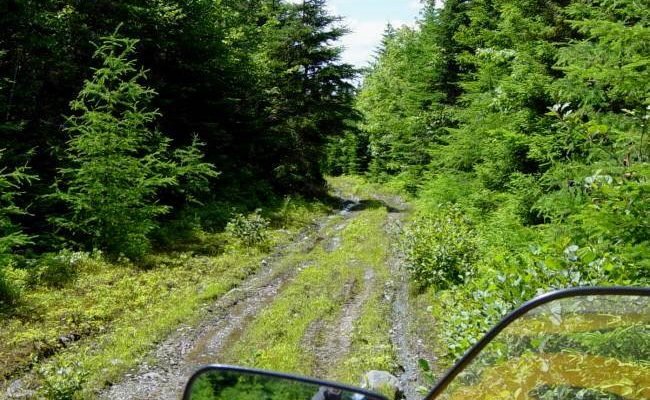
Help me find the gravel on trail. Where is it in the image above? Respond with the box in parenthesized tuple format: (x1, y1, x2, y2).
(99, 192, 432, 400)
(100, 198, 370, 400)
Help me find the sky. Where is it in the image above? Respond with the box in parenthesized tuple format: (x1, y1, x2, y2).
(288, 0, 426, 68)
(327, 0, 424, 68)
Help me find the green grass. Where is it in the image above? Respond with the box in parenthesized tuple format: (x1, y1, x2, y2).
(0, 200, 329, 398)
(335, 265, 396, 384)
(1, 178, 408, 398)
(327, 175, 411, 203)
(224, 206, 399, 385)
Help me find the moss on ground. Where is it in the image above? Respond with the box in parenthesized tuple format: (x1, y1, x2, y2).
(0, 201, 329, 398)
(225, 202, 399, 385)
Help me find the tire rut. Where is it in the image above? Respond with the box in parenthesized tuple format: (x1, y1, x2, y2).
(101, 253, 309, 399)
(328, 190, 428, 399)
(385, 210, 435, 400)
(306, 267, 376, 379)
(101, 199, 363, 400)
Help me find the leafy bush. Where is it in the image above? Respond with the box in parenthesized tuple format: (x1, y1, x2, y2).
(38, 358, 88, 400)
(225, 210, 270, 248)
(434, 288, 512, 359)
(353, 0, 650, 369)
(401, 205, 479, 289)
(35, 250, 91, 287)
(0, 266, 29, 307)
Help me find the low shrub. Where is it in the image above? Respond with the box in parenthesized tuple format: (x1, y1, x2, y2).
(225, 210, 270, 248)
(38, 358, 88, 400)
(401, 205, 479, 289)
(270, 195, 328, 229)
(34, 250, 97, 288)
(0, 265, 28, 306)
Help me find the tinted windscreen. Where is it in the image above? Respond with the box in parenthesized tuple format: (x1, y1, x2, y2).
(437, 295, 649, 399)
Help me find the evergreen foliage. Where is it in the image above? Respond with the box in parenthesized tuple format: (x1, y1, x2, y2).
(1, 0, 648, 372)
(0, 156, 32, 266)
(346, 0, 650, 361)
(0, 0, 353, 266)
(0, 0, 359, 315)
(258, 0, 357, 192)
(0, 48, 34, 303)
(356, 25, 445, 184)
(53, 33, 216, 259)
(0, 154, 33, 304)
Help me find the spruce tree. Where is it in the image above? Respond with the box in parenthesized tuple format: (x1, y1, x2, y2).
(0, 49, 33, 274)
(0, 161, 33, 304)
(356, 24, 444, 184)
(259, 0, 357, 192)
(54, 32, 215, 259)
(0, 143, 34, 302)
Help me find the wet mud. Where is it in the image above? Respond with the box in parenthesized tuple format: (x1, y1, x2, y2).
(10, 191, 433, 400)
(101, 198, 366, 400)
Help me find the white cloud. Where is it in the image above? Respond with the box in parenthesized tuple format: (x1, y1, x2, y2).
(284, 0, 423, 68)
(339, 19, 408, 68)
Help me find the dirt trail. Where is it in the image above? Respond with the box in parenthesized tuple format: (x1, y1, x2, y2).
(386, 210, 427, 400)
(100, 189, 431, 400)
(371, 193, 434, 400)
(101, 250, 307, 399)
(306, 266, 375, 378)
(100, 199, 364, 400)
(326, 189, 430, 400)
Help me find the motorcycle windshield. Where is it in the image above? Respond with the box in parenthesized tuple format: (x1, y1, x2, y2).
(437, 294, 649, 400)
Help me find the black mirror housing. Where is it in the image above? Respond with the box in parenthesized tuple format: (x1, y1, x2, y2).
(184, 365, 389, 400)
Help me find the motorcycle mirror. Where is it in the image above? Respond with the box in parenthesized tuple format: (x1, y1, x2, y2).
(183, 365, 389, 400)
(425, 287, 650, 400)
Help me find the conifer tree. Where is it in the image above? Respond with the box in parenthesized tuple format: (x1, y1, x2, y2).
(0, 49, 33, 274)
(0, 55, 34, 296)
(356, 24, 444, 184)
(0, 157, 33, 304)
(54, 32, 215, 259)
(259, 0, 357, 192)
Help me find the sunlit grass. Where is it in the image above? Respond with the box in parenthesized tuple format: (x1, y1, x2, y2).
(327, 175, 409, 203)
(225, 207, 398, 384)
(0, 202, 329, 398)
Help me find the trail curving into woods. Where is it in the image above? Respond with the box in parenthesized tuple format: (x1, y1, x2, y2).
(97, 186, 429, 400)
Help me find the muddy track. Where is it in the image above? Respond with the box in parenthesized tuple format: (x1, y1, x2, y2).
(101, 249, 311, 399)
(381, 197, 432, 400)
(327, 190, 429, 399)
(387, 216, 421, 400)
(100, 200, 363, 400)
(5, 186, 433, 400)
(306, 266, 375, 378)
(329, 189, 430, 400)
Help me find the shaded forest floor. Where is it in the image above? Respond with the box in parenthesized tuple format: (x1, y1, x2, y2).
(2, 177, 436, 400)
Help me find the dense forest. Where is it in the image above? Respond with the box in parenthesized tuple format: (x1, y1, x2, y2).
(1, 0, 356, 296)
(328, 0, 649, 360)
(1, 0, 649, 397)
